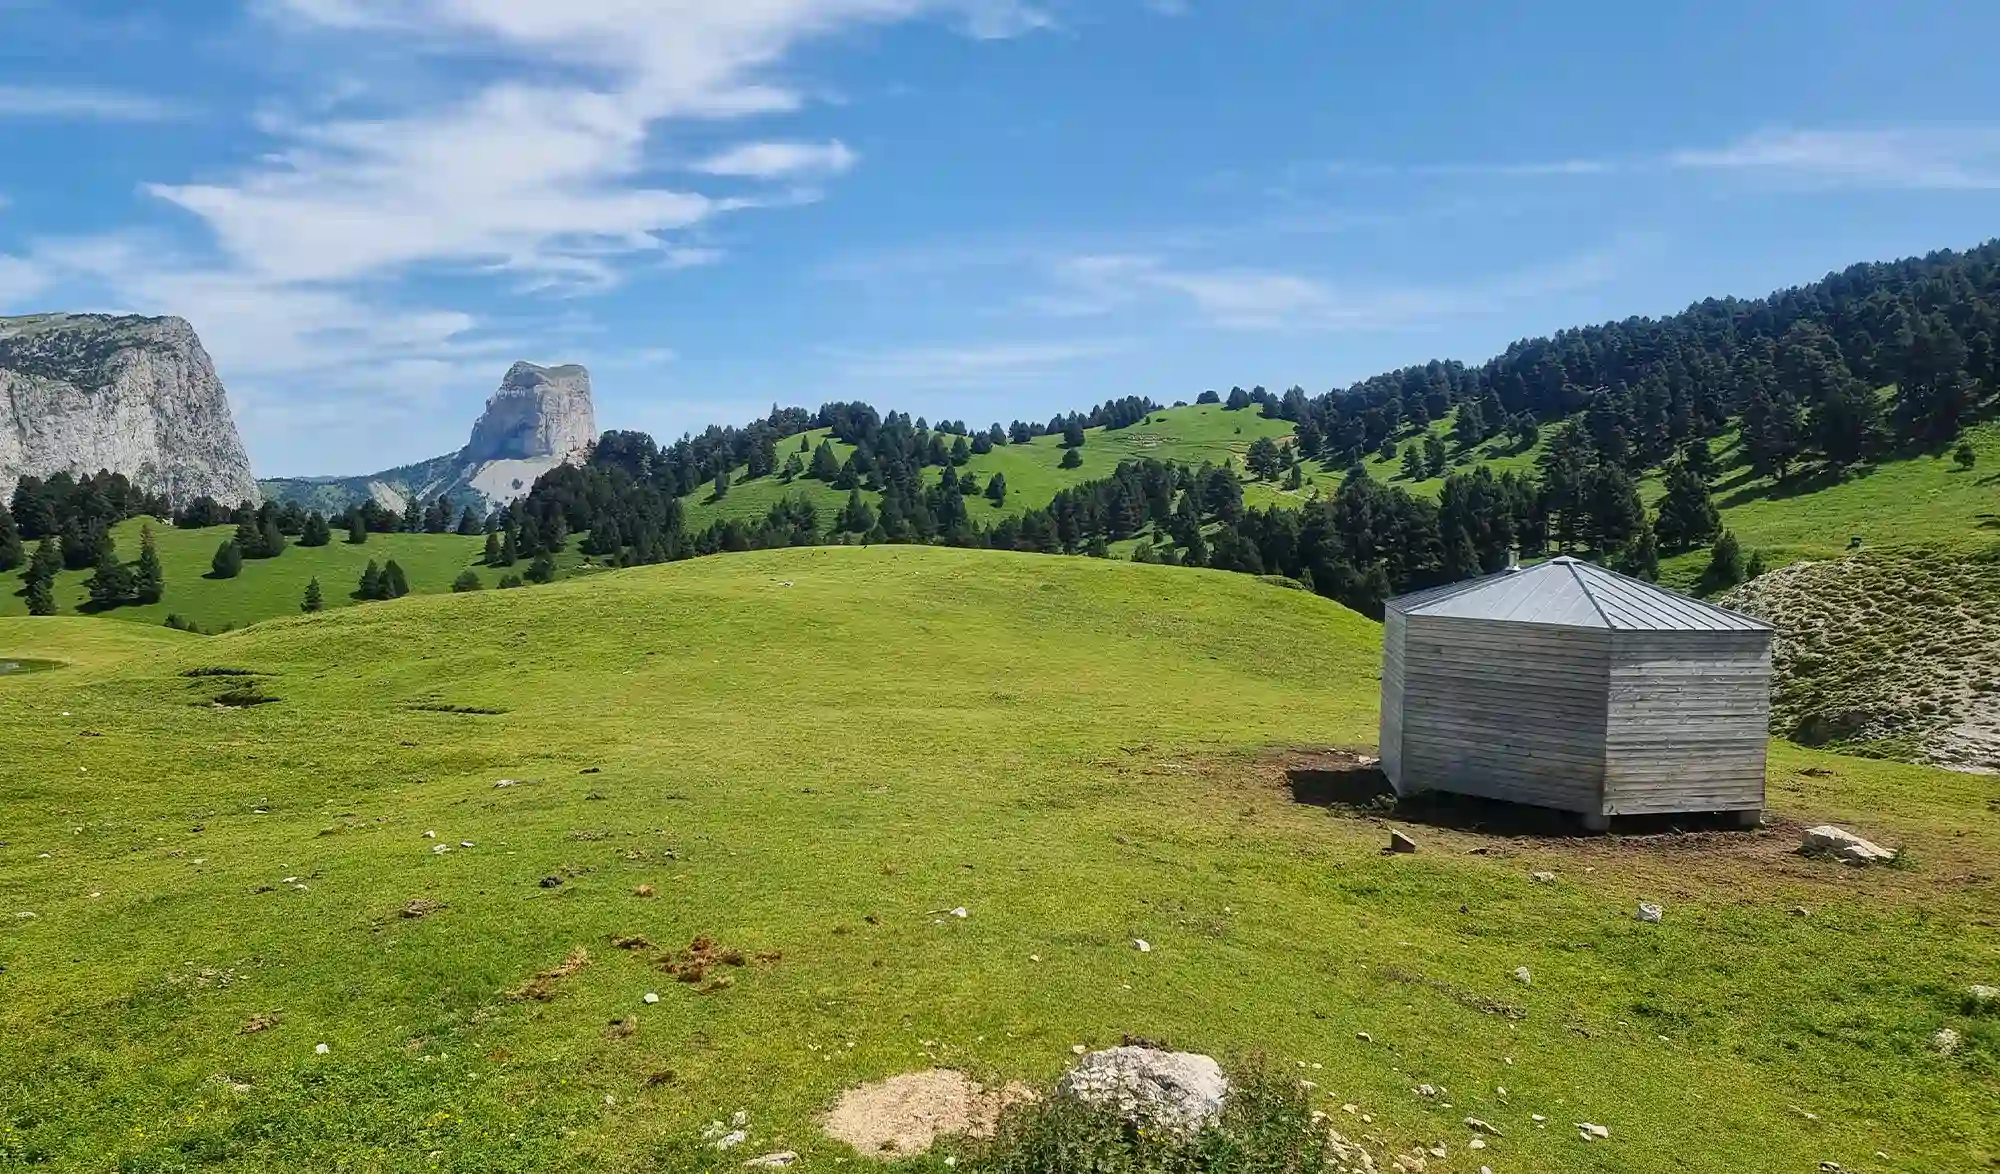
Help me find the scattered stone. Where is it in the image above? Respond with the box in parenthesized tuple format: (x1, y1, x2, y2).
(400, 898, 444, 919)
(823, 1069, 1032, 1156)
(422, 830, 435, 839)
(1789, 906, 1811, 917)
(240, 1012, 281, 1034)
(743, 1152, 796, 1168)
(1530, 871, 1556, 884)
(1134, 939, 1152, 953)
(539, 876, 564, 889)
(314, 1043, 330, 1055)
(1415, 1083, 1437, 1098)
(1468, 1136, 1486, 1150)
(1427, 1143, 1448, 1158)
(1933, 1027, 1962, 1055)
(1513, 967, 1532, 985)
(1636, 903, 1664, 924)
(1967, 984, 1998, 1008)
(1355, 1031, 1372, 1042)
(713, 1130, 747, 1150)
(1387, 831, 1418, 854)
(1464, 1117, 1501, 1135)
(1058, 1047, 1227, 1134)
(1799, 825, 1897, 867)
(494, 779, 519, 788)
(634, 884, 656, 898)
(731, 1110, 750, 1128)
(13, 911, 36, 920)
(1577, 1122, 1609, 1140)
(459, 841, 474, 849)
(1071, 1044, 1087, 1055)
(643, 992, 660, 1005)
(949, 907, 969, 919)
(431, 844, 451, 855)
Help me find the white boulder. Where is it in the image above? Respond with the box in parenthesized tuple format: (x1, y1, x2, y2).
(1799, 825, 1897, 866)
(1057, 1046, 1227, 1134)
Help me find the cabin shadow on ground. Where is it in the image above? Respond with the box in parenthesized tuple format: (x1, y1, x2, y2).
(1285, 763, 1759, 838)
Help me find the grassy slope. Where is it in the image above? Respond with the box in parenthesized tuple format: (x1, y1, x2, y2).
(1, 547, 1994, 1173)
(0, 518, 590, 632)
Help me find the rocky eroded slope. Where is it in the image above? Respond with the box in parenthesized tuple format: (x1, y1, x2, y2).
(1721, 548, 2000, 772)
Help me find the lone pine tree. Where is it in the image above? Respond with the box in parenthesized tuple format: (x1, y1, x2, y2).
(134, 525, 165, 604)
(301, 577, 324, 613)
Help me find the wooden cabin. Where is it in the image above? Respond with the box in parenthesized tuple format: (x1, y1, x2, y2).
(1379, 556, 1774, 829)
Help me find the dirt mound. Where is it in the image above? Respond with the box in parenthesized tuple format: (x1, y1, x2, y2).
(1721, 550, 2000, 773)
(508, 946, 588, 1001)
(822, 1070, 1033, 1157)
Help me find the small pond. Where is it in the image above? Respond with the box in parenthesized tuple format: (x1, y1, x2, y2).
(0, 658, 64, 676)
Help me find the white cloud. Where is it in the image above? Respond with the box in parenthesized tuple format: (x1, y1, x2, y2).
(0, 254, 51, 306)
(0, 84, 187, 121)
(1670, 127, 2000, 190)
(696, 140, 859, 178)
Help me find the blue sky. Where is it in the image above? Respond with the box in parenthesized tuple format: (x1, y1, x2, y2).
(3, 0, 1999, 477)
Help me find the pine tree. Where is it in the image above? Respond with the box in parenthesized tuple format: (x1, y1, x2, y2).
(1745, 550, 1767, 580)
(949, 436, 971, 466)
(1246, 436, 1283, 480)
(713, 467, 730, 499)
(1063, 419, 1086, 448)
(299, 511, 331, 547)
(358, 560, 382, 600)
(1618, 521, 1661, 582)
(1652, 460, 1720, 551)
(85, 534, 133, 609)
(1441, 529, 1481, 581)
(134, 525, 164, 604)
(1422, 433, 1449, 478)
(0, 502, 22, 572)
(456, 507, 481, 536)
(808, 441, 841, 481)
(29, 535, 60, 583)
(498, 527, 518, 566)
(840, 489, 876, 533)
(302, 577, 324, 612)
(985, 473, 1008, 506)
(346, 510, 368, 544)
(25, 570, 56, 615)
(526, 553, 556, 584)
(1452, 400, 1486, 450)
(483, 531, 502, 564)
(234, 517, 264, 558)
(1702, 530, 1745, 592)
(1954, 441, 1978, 470)
(1060, 447, 1083, 469)
(260, 518, 287, 559)
(1399, 443, 1425, 481)
(210, 539, 243, 579)
(452, 569, 483, 592)
(384, 560, 410, 598)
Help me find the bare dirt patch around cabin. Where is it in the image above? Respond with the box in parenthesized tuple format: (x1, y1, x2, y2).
(822, 1070, 1033, 1157)
(1198, 747, 1998, 905)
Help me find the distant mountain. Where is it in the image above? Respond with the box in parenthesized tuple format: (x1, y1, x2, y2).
(261, 361, 595, 514)
(1, 313, 259, 505)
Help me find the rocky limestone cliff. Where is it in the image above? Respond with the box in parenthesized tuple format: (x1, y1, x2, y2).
(465, 362, 595, 464)
(260, 360, 595, 513)
(1, 313, 260, 505)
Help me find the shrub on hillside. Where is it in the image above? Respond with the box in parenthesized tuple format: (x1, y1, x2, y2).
(210, 540, 243, 580)
(452, 569, 483, 593)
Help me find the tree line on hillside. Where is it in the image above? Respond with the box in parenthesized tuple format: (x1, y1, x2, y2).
(493, 239, 1999, 613)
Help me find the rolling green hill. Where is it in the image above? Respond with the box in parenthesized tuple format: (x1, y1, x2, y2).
(2, 548, 1995, 1172)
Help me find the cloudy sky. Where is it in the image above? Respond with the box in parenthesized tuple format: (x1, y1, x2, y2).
(3, 0, 1998, 476)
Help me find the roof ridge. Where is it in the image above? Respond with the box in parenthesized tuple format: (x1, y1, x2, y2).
(1568, 558, 1615, 627)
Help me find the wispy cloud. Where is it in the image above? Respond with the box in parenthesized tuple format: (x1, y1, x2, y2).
(1669, 127, 2000, 190)
(0, 253, 50, 305)
(695, 140, 859, 179)
(0, 84, 187, 121)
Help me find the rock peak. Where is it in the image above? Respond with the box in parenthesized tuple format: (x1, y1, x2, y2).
(465, 361, 595, 463)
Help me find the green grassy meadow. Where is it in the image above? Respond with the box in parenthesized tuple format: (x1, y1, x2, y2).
(0, 518, 597, 632)
(2, 547, 1995, 1173)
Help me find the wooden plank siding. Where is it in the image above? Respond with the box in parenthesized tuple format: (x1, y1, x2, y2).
(1390, 614, 1610, 813)
(1379, 610, 1407, 789)
(1604, 630, 1772, 815)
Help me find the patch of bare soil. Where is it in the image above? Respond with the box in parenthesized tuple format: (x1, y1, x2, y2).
(1224, 748, 1995, 905)
(509, 946, 588, 1001)
(823, 1070, 1034, 1158)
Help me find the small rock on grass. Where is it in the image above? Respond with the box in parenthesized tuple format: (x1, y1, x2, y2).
(643, 992, 660, 1005)
(1577, 1122, 1609, 1140)
(314, 1043, 330, 1055)
(1513, 967, 1532, 985)
(1933, 1027, 1961, 1055)
(1530, 870, 1556, 884)
(1636, 903, 1663, 923)
(1968, 984, 1998, 1008)
(1134, 939, 1151, 953)
(1387, 831, 1418, 854)
(743, 1153, 796, 1168)
(713, 1130, 747, 1150)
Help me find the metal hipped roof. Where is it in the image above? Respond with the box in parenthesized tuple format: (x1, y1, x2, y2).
(1386, 556, 1771, 632)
